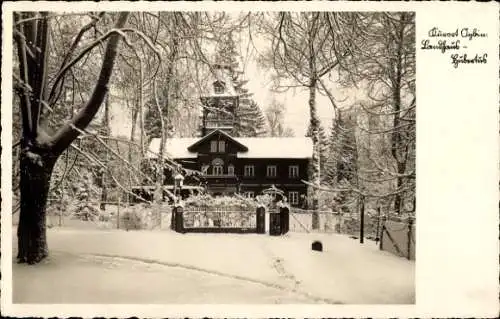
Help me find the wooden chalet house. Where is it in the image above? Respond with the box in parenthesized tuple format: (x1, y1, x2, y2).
(146, 64, 313, 207)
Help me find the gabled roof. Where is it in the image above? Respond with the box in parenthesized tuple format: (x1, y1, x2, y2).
(147, 134, 313, 159)
(187, 129, 248, 152)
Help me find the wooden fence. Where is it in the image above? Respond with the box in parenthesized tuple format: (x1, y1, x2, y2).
(379, 217, 415, 260)
(289, 208, 415, 260)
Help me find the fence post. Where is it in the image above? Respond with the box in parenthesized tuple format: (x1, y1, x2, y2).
(379, 215, 386, 250)
(375, 207, 381, 242)
(117, 197, 121, 229)
(280, 206, 290, 235)
(170, 206, 175, 230)
(159, 205, 162, 229)
(407, 217, 414, 260)
(359, 195, 365, 244)
(59, 208, 62, 227)
(256, 206, 266, 234)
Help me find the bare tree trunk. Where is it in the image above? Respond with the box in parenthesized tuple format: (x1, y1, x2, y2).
(154, 33, 178, 203)
(153, 81, 166, 203)
(128, 99, 139, 203)
(100, 94, 110, 210)
(390, 14, 406, 215)
(17, 150, 56, 264)
(139, 60, 145, 157)
(308, 26, 320, 229)
(15, 12, 130, 264)
(309, 79, 320, 229)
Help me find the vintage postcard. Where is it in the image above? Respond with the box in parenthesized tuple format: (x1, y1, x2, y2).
(1, 1, 498, 318)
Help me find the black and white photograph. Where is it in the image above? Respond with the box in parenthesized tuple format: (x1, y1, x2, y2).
(1, 1, 498, 318)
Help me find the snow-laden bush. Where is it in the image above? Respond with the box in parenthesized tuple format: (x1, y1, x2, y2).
(183, 194, 257, 210)
(119, 203, 161, 230)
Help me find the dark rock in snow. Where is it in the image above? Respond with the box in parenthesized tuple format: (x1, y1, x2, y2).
(311, 240, 323, 252)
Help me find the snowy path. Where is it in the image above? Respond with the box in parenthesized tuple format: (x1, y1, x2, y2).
(13, 228, 414, 304)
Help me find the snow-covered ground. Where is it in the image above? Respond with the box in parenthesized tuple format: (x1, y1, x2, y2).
(13, 228, 414, 304)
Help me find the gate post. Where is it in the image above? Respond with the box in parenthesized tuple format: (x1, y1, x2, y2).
(407, 217, 414, 260)
(174, 205, 184, 233)
(256, 206, 266, 234)
(170, 206, 175, 230)
(379, 215, 387, 250)
(280, 206, 290, 235)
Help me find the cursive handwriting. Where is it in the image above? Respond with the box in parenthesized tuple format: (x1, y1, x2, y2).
(450, 53, 487, 68)
(423, 27, 488, 68)
(428, 27, 487, 40)
(421, 39, 460, 54)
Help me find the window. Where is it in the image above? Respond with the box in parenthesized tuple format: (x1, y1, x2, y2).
(210, 140, 225, 153)
(289, 165, 299, 178)
(244, 165, 255, 177)
(201, 164, 209, 175)
(289, 191, 299, 205)
(214, 81, 225, 94)
(228, 164, 235, 176)
(244, 191, 254, 198)
(210, 140, 218, 153)
(211, 158, 224, 176)
(213, 165, 223, 176)
(218, 141, 225, 153)
(266, 165, 277, 178)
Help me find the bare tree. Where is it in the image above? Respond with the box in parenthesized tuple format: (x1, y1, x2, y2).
(335, 12, 416, 215)
(13, 12, 134, 264)
(265, 99, 294, 137)
(258, 12, 361, 227)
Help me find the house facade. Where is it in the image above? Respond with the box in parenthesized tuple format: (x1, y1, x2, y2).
(146, 64, 313, 207)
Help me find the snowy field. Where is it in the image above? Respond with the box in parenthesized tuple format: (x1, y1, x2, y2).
(12, 228, 415, 304)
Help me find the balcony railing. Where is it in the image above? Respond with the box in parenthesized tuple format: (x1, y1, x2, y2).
(205, 120, 234, 128)
(203, 173, 237, 179)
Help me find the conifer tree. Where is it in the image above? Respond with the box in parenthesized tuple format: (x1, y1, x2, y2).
(214, 32, 267, 137)
(324, 109, 358, 212)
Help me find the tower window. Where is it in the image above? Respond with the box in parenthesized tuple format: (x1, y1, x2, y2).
(228, 164, 235, 175)
(214, 81, 225, 94)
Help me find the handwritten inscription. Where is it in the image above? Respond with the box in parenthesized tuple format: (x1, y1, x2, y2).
(421, 27, 488, 68)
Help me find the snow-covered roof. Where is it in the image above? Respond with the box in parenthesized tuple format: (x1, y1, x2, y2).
(236, 137, 313, 158)
(147, 136, 313, 159)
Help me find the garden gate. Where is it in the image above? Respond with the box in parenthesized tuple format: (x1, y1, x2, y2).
(172, 205, 266, 234)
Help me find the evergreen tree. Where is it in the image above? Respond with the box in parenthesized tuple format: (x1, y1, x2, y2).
(144, 86, 175, 140)
(325, 109, 358, 185)
(234, 99, 268, 137)
(214, 32, 267, 137)
(324, 109, 358, 212)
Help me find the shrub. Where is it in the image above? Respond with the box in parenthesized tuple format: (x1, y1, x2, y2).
(119, 203, 158, 230)
(183, 194, 257, 211)
(120, 210, 143, 230)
